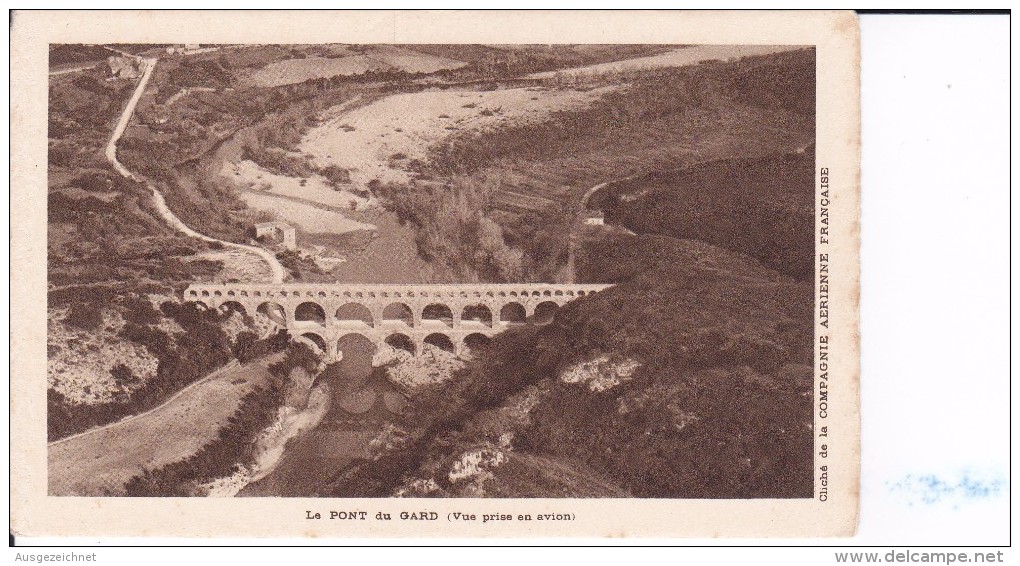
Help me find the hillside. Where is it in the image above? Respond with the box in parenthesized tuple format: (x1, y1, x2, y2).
(318, 49, 817, 499)
(47, 44, 816, 499)
(325, 235, 814, 498)
(597, 147, 815, 280)
(46, 48, 283, 443)
(49, 44, 111, 67)
(380, 48, 816, 282)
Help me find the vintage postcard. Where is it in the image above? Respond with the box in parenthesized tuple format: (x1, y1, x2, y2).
(10, 10, 860, 538)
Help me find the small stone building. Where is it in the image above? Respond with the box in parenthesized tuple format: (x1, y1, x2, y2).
(254, 221, 297, 250)
(165, 44, 203, 55)
(107, 56, 141, 79)
(583, 209, 605, 226)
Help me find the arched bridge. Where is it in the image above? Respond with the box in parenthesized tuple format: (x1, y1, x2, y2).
(184, 283, 612, 359)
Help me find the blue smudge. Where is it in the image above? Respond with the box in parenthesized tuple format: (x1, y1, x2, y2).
(886, 470, 1007, 509)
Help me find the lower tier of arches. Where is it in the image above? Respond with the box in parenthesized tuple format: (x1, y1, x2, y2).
(291, 328, 498, 361)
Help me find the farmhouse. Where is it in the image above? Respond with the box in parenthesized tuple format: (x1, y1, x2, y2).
(165, 44, 204, 55)
(254, 221, 297, 250)
(107, 56, 141, 79)
(582, 209, 605, 226)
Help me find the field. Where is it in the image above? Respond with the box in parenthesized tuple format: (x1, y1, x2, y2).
(416, 48, 817, 281)
(49, 44, 112, 67)
(226, 156, 378, 240)
(48, 359, 273, 495)
(248, 46, 466, 87)
(298, 86, 618, 186)
(238, 192, 375, 235)
(600, 149, 815, 280)
(527, 45, 801, 78)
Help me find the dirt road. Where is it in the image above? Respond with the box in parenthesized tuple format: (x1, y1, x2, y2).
(48, 62, 102, 76)
(105, 57, 286, 284)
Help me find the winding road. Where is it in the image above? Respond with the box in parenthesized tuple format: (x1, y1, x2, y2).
(105, 57, 286, 284)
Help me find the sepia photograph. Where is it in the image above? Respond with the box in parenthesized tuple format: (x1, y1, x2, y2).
(12, 10, 860, 538)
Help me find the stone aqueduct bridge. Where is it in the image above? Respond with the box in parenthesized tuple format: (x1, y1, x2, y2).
(184, 283, 612, 359)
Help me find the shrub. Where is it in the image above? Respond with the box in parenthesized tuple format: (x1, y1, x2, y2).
(110, 363, 139, 387)
(123, 381, 285, 496)
(241, 145, 313, 178)
(119, 294, 161, 326)
(275, 249, 323, 280)
(63, 304, 104, 330)
(234, 330, 290, 363)
(318, 164, 351, 186)
(268, 341, 320, 379)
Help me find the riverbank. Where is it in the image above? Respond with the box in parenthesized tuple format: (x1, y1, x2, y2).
(202, 380, 333, 497)
(238, 338, 410, 496)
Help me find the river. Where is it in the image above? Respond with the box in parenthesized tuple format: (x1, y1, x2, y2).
(238, 336, 405, 496)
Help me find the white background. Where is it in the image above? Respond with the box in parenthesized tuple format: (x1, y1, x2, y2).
(856, 12, 1010, 547)
(6, 10, 1013, 561)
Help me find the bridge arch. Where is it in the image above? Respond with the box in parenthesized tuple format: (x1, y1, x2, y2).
(336, 302, 374, 327)
(422, 303, 454, 327)
(219, 300, 247, 316)
(295, 301, 327, 325)
(499, 302, 527, 324)
(533, 301, 559, 325)
(463, 333, 492, 352)
(423, 333, 455, 353)
(382, 302, 414, 326)
(299, 332, 328, 355)
(384, 333, 416, 355)
(462, 304, 493, 327)
(337, 332, 376, 359)
(257, 301, 287, 326)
